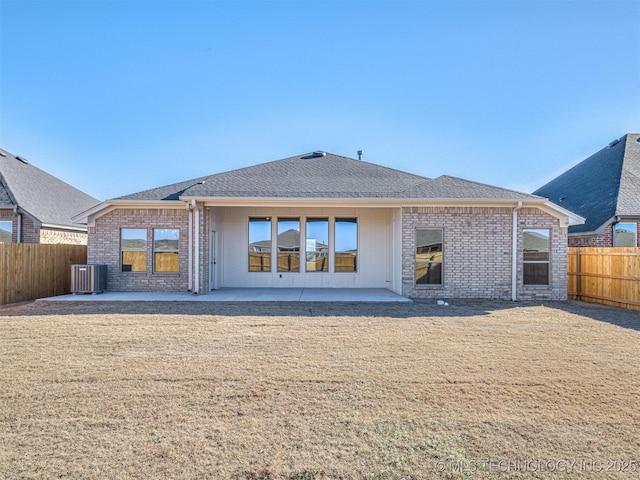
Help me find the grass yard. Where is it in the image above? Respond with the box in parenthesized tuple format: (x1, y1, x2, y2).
(1, 300, 639, 479)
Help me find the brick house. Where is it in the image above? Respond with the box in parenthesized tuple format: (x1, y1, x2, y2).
(0, 148, 100, 245)
(534, 134, 640, 247)
(76, 151, 583, 300)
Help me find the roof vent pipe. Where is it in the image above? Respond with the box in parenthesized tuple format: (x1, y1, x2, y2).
(357, 150, 363, 160)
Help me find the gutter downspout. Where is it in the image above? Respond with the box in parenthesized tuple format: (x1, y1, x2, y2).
(186, 202, 193, 292)
(512, 201, 522, 302)
(192, 199, 200, 294)
(13, 206, 22, 243)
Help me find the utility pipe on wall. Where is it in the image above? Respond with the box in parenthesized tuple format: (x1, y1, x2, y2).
(17, 213, 22, 243)
(512, 201, 522, 302)
(13, 207, 22, 243)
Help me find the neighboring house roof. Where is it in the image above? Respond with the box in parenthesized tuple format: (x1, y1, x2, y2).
(116, 151, 541, 201)
(76, 151, 584, 228)
(0, 148, 100, 230)
(533, 134, 640, 234)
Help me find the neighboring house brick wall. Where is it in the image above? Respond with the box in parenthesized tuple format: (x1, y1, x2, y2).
(40, 228, 88, 245)
(88, 208, 189, 292)
(402, 206, 567, 301)
(19, 215, 40, 243)
(0, 210, 87, 244)
(569, 221, 640, 247)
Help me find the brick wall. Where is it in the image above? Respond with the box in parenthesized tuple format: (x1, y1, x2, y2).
(199, 205, 209, 292)
(88, 208, 190, 292)
(20, 216, 40, 243)
(402, 206, 568, 301)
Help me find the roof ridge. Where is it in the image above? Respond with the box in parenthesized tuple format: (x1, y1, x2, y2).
(1, 148, 99, 201)
(318, 152, 431, 181)
(0, 148, 100, 227)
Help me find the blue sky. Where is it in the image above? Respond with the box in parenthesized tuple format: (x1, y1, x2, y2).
(1, 0, 639, 201)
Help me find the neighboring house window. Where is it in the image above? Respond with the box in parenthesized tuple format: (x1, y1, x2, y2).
(306, 218, 329, 272)
(249, 217, 271, 272)
(613, 222, 637, 247)
(154, 228, 179, 273)
(335, 218, 357, 272)
(277, 218, 300, 272)
(0, 221, 12, 243)
(121, 229, 147, 272)
(415, 228, 443, 285)
(523, 229, 550, 285)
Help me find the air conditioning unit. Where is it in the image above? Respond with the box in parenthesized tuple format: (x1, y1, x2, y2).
(70, 264, 108, 294)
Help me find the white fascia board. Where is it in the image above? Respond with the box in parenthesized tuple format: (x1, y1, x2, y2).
(184, 195, 541, 209)
(40, 223, 88, 232)
(401, 198, 542, 208)
(536, 201, 586, 227)
(199, 198, 405, 208)
(72, 202, 110, 224)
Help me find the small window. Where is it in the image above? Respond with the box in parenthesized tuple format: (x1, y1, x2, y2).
(0, 221, 12, 243)
(121, 228, 147, 272)
(523, 229, 550, 285)
(416, 229, 443, 285)
(154, 228, 179, 273)
(277, 218, 300, 272)
(335, 218, 357, 272)
(613, 222, 637, 247)
(249, 217, 272, 272)
(306, 218, 329, 272)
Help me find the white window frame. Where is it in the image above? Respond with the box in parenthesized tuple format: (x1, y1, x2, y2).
(523, 228, 550, 286)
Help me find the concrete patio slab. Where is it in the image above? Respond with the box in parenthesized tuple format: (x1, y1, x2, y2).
(42, 288, 412, 303)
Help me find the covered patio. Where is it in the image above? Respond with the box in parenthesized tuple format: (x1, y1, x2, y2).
(44, 287, 412, 303)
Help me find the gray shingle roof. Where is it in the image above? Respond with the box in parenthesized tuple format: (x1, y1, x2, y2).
(0, 174, 16, 208)
(402, 175, 539, 200)
(117, 151, 541, 202)
(0, 148, 100, 229)
(533, 134, 640, 234)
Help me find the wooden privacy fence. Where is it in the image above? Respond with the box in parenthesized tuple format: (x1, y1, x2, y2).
(568, 247, 640, 311)
(0, 243, 87, 305)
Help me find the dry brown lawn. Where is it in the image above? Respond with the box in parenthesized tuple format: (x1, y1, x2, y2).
(1, 299, 639, 479)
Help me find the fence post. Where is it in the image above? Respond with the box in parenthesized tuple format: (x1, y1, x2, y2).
(576, 249, 581, 301)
